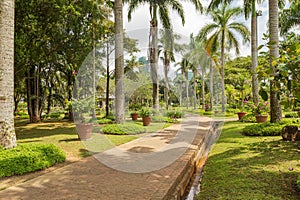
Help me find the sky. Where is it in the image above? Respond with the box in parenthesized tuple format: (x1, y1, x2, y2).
(123, 0, 270, 58)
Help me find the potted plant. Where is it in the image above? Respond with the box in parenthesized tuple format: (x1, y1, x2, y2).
(237, 100, 249, 120)
(250, 101, 270, 123)
(129, 104, 140, 121)
(72, 97, 94, 140)
(139, 107, 151, 126)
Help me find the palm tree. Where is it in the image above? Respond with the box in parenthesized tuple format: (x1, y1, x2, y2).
(114, 0, 125, 124)
(269, 0, 282, 123)
(0, 0, 17, 149)
(176, 57, 190, 109)
(280, 0, 300, 34)
(197, 3, 250, 112)
(187, 35, 210, 110)
(209, 0, 263, 105)
(125, 0, 202, 110)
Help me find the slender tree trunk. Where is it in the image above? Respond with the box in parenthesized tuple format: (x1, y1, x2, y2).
(202, 67, 205, 110)
(209, 62, 213, 110)
(150, 19, 159, 110)
(106, 41, 110, 117)
(251, 2, 259, 105)
(67, 73, 73, 121)
(185, 72, 189, 109)
(269, 0, 282, 123)
(0, 0, 17, 149)
(193, 70, 197, 110)
(221, 32, 226, 113)
(164, 55, 169, 110)
(114, 0, 125, 124)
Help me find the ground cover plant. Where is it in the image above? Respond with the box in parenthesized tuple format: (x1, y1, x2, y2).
(198, 121, 300, 199)
(0, 143, 66, 178)
(101, 123, 146, 135)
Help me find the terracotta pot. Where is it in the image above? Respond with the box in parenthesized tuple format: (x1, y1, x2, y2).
(142, 116, 151, 126)
(131, 113, 139, 121)
(256, 115, 268, 123)
(76, 123, 93, 140)
(237, 112, 247, 120)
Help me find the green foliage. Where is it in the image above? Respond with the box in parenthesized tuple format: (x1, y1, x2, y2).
(297, 175, 300, 190)
(0, 143, 66, 178)
(284, 112, 299, 118)
(239, 113, 256, 123)
(139, 107, 152, 117)
(166, 110, 184, 118)
(97, 118, 113, 124)
(101, 124, 146, 135)
(243, 123, 285, 136)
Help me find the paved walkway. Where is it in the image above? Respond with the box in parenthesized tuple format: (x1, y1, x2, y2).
(0, 115, 221, 200)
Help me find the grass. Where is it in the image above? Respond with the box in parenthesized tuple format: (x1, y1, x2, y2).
(198, 121, 300, 200)
(14, 119, 137, 160)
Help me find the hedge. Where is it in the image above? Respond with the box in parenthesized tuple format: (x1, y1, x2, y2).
(0, 143, 66, 178)
(101, 124, 146, 135)
(242, 122, 285, 136)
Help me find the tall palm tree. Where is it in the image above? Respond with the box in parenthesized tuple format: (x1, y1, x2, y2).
(197, 3, 250, 112)
(269, 0, 282, 123)
(0, 0, 17, 149)
(114, 0, 125, 124)
(209, 0, 263, 105)
(176, 57, 190, 109)
(125, 0, 202, 110)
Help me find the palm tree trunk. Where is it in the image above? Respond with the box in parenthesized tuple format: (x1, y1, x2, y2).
(106, 41, 110, 117)
(269, 0, 282, 123)
(164, 55, 169, 110)
(209, 62, 213, 110)
(221, 32, 226, 113)
(202, 67, 205, 110)
(114, 0, 125, 124)
(193, 77, 197, 110)
(0, 0, 17, 149)
(150, 18, 159, 111)
(185, 72, 189, 109)
(251, 2, 259, 105)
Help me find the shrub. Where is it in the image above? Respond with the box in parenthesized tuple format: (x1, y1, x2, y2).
(297, 175, 300, 190)
(243, 123, 285, 136)
(166, 110, 183, 118)
(152, 116, 167, 122)
(97, 118, 113, 124)
(284, 112, 298, 118)
(240, 114, 256, 123)
(0, 143, 66, 178)
(101, 124, 146, 135)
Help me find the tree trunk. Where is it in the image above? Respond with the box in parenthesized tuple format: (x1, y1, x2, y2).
(150, 19, 159, 111)
(269, 0, 282, 123)
(185, 72, 189, 109)
(251, 2, 259, 105)
(0, 0, 17, 149)
(221, 32, 226, 113)
(193, 70, 197, 110)
(202, 67, 205, 110)
(114, 0, 125, 124)
(209, 62, 213, 110)
(106, 40, 110, 117)
(164, 54, 169, 110)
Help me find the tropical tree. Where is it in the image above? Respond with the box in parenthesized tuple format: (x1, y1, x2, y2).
(197, 3, 250, 112)
(114, 0, 125, 124)
(0, 0, 17, 149)
(269, 0, 282, 122)
(279, 0, 300, 35)
(125, 0, 203, 110)
(176, 57, 191, 109)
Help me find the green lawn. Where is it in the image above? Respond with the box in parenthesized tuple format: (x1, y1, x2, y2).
(198, 121, 300, 200)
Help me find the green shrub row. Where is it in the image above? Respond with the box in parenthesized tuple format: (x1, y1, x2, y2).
(242, 122, 285, 136)
(284, 112, 299, 118)
(101, 124, 146, 135)
(166, 110, 183, 118)
(0, 143, 66, 178)
(239, 114, 256, 123)
(97, 118, 113, 124)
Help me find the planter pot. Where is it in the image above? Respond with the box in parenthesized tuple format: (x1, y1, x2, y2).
(256, 115, 268, 123)
(142, 116, 151, 126)
(131, 113, 139, 121)
(76, 123, 93, 140)
(237, 112, 247, 120)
